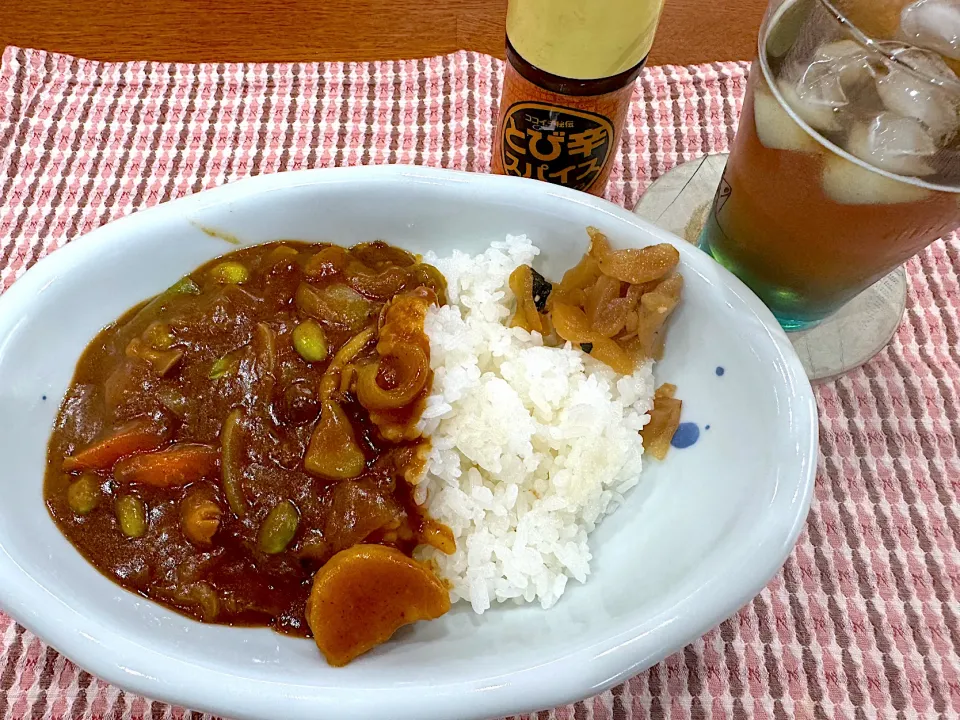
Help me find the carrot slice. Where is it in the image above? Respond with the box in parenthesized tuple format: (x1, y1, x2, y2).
(114, 443, 219, 487)
(63, 418, 170, 472)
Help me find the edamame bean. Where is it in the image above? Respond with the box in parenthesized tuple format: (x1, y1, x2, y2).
(168, 277, 201, 295)
(257, 501, 300, 554)
(67, 474, 100, 515)
(293, 320, 328, 363)
(208, 261, 250, 285)
(115, 495, 148, 538)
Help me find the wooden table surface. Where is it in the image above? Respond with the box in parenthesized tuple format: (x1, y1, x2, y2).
(0, 0, 764, 66)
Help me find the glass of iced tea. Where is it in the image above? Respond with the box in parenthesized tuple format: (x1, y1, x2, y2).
(699, 0, 960, 330)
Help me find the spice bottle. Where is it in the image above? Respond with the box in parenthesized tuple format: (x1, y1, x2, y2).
(492, 0, 666, 196)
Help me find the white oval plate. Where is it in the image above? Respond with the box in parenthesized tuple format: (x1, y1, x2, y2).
(0, 166, 817, 720)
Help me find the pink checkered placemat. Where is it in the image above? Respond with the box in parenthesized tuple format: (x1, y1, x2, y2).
(1, 45, 958, 720)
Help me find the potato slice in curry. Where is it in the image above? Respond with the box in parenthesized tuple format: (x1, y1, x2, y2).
(307, 544, 450, 666)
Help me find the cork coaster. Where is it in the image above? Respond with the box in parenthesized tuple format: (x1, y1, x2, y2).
(633, 154, 907, 382)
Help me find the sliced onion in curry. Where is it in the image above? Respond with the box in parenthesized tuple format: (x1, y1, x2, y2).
(349, 241, 417, 269)
(345, 262, 410, 300)
(219, 408, 248, 517)
(304, 399, 367, 480)
(303, 245, 350, 280)
(295, 282, 373, 331)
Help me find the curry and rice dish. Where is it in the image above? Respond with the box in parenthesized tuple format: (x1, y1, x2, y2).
(44, 230, 683, 665)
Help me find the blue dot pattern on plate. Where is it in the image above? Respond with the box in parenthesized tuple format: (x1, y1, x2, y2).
(715, 366, 725, 376)
(671, 422, 700, 449)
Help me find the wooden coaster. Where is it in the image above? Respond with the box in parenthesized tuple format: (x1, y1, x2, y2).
(633, 154, 907, 382)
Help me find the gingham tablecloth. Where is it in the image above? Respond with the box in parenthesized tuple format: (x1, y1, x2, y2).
(1, 45, 958, 720)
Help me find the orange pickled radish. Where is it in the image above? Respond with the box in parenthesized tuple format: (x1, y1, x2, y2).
(306, 545, 450, 666)
(641, 384, 683, 460)
(508, 265, 543, 333)
(555, 252, 602, 304)
(633, 273, 683, 360)
(585, 275, 634, 338)
(551, 302, 598, 344)
(587, 227, 679, 286)
(584, 274, 620, 324)
(588, 337, 635, 375)
(597, 243, 679, 285)
(587, 226, 614, 261)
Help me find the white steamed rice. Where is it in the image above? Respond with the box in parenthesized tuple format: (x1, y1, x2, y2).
(415, 235, 655, 613)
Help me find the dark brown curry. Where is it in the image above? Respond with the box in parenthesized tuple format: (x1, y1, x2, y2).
(45, 240, 452, 665)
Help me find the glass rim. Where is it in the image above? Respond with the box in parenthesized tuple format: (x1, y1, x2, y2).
(758, 0, 960, 192)
(815, 0, 960, 92)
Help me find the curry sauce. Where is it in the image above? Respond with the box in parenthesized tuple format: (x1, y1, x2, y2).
(44, 241, 452, 657)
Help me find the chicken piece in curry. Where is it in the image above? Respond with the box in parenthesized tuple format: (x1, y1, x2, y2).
(44, 240, 452, 666)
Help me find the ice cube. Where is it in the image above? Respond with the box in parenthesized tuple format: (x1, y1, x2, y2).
(900, 0, 960, 60)
(815, 39, 876, 88)
(754, 86, 819, 152)
(777, 78, 845, 132)
(822, 153, 932, 204)
(777, 41, 870, 132)
(845, 111, 937, 175)
(875, 45, 960, 142)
